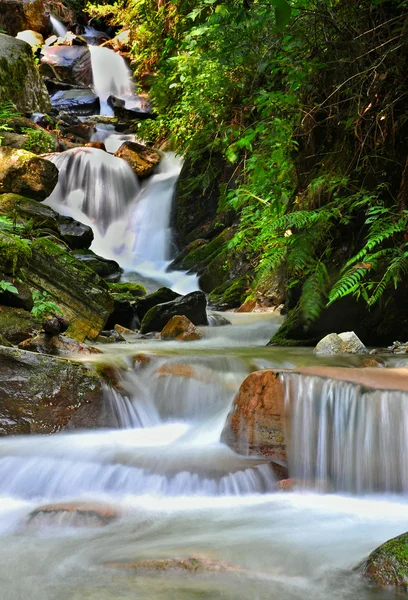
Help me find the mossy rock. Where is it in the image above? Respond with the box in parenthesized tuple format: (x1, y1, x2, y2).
(208, 276, 249, 310)
(0, 148, 58, 201)
(136, 287, 180, 321)
(0, 230, 32, 275)
(0, 34, 50, 112)
(0, 273, 33, 310)
(0, 346, 104, 435)
(21, 238, 114, 341)
(72, 250, 122, 281)
(172, 228, 234, 274)
(0, 306, 40, 343)
(0, 333, 13, 347)
(0, 193, 59, 230)
(167, 239, 208, 271)
(198, 248, 230, 293)
(108, 282, 146, 297)
(361, 532, 408, 591)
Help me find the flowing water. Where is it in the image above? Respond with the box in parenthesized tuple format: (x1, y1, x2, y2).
(89, 45, 134, 116)
(50, 15, 68, 38)
(8, 30, 408, 599)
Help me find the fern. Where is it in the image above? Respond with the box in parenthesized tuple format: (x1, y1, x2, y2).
(328, 268, 370, 305)
(368, 252, 408, 306)
(300, 262, 329, 323)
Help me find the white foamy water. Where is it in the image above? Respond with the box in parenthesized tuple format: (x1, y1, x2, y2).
(50, 15, 67, 38)
(89, 46, 134, 116)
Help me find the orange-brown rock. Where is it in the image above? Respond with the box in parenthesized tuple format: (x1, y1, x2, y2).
(114, 141, 160, 179)
(132, 352, 153, 368)
(221, 370, 287, 461)
(18, 334, 102, 355)
(105, 557, 240, 573)
(277, 478, 297, 492)
(28, 502, 118, 527)
(161, 315, 202, 341)
(85, 141, 106, 151)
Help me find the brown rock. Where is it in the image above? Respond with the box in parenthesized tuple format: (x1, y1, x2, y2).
(236, 299, 256, 313)
(114, 141, 161, 179)
(0, 0, 49, 36)
(85, 141, 106, 151)
(0, 148, 58, 201)
(104, 557, 240, 573)
(221, 370, 287, 461)
(28, 502, 118, 527)
(161, 315, 202, 341)
(132, 352, 153, 368)
(277, 478, 297, 492)
(18, 333, 102, 355)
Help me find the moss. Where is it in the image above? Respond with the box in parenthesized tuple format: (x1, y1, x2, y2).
(0, 230, 32, 274)
(0, 306, 40, 343)
(269, 305, 318, 347)
(176, 227, 234, 272)
(0, 333, 13, 347)
(208, 276, 249, 309)
(363, 532, 408, 590)
(108, 282, 146, 297)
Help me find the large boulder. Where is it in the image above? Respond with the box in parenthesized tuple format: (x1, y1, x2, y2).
(0, 0, 48, 37)
(72, 250, 122, 281)
(221, 370, 287, 464)
(135, 287, 180, 321)
(140, 291, 208, 334)
(40, 45, 92, 86)
(314, 331, 368, 355)
(0, 345, 103, 434)
(0, 33, 50, 112)
(360, 532, 408, 591)
(0, 148, 58, 200)
(114, 141, 161, 179)
(0, 305, 40, 343)
(21, 238, 114, 341)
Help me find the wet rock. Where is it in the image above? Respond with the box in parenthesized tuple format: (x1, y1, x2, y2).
(0, 0, 49, 37)
(207, 314, 231, 327)
(108, 282, 146, 298)
(114, 141, 161, 179)
(105, 282, 146, 330)
(0, 345, 104, 434)
(40, 45, 92, 86)
(277, 478, 297, 492)
(0, 33, 49, 113)
(221, 370, 287, 462)
(15, 29, 43, 48)
(103, 29, 130, 52)
(57, 217, 94, 250)
(168, 239, 208, 271)
(161, 315, 202, 341)
(114, 324, 139, 338)
(21, 238, 113, 341)
(72, 250, 122, 282)
(105, 557, 240, 573)
(19, 333, 101, 355)
(85, 141, 106, 151)
(111, 97, 154, 121)
(360, 532, 408, 591)
(50, 89, 100, 115)
(314, 331, 368, 355)
(27, 502, 118, 527)
(140, 291, 208, 334)
(0, 306, 40, 343)
(208, 276, 249, 310)
(136, 287, 180, 321)
(0, 148, 58, 201)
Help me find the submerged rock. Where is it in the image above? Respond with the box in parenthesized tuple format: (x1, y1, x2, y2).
(0, 345, 103, 434)
(0, 33, 50, 112)
(140, 291, 208, 334)
(315, 331, 368, 355)
(28, 501, 118, 528)
(105, 557, 240, 573)
(361, 532, 408, 591)
(0, 0, 48, 36)
(0, 148, 58, 201)
(221, 370, 287, 464)
(114, 141, 161, 179)
(161, 315, 202, 341)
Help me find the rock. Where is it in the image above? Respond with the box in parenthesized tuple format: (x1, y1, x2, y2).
(221, 370, 287, 462)
(85, 141, 106, 151)
(314, 331, 368, 355)
(208, 276, 249, 310)
(57, 217, 94, 250)
(19, 333, 101, 355)
(114, 141, 161, 179)
(161, 315, 202, 341)
(136, 287, 180, 321)
(0, 33, 50, 113)
(114, 324, 139, 337)
(277, 478, 297, 492)
(50, 88, 100, 115)
(15, 29, 43, 48)
(111, 97, 154, 121)
(104, 557, 240, 573)
(0, 333, 12, 346)
(40, 45, 92, 86)
(72, 250, 122, 282)
(0, 345, 104, 434)
(0, 306, 40, 343)
(21, 238, 114, 341)
(108, 282, 146, 297)
(103, 29, 130, 52)
(168, 239, 208, 271)
(0, 148, 58, 201)
(105, 295, 139, 331)
(361, 532, 408, 591)
(0, 275, 33, 310)
(0, 0, 48, 36)
(140, 291, 208, 334)
(27, 502, 118, 527)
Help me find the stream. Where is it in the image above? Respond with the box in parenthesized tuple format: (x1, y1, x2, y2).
(5, 24, 407, 598)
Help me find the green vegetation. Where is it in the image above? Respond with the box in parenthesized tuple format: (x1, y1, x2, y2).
(0, 279, 18, 294)
(86, 0, 408, 324)
(31, 290, 63, 320)
(22, 128, 55, 154)
(0, 102, 20, 144)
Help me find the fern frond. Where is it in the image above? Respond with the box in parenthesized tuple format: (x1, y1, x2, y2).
(327, 268, 369, 306)
(300, 262, 329, 323)
(368, 253, 408, 306)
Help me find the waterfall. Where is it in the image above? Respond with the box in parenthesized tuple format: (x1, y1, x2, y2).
(283, 372, 408, 493)
(50, 15, 67, 38)
(89, 46, 134, 116)
(45, 147, 140, 234)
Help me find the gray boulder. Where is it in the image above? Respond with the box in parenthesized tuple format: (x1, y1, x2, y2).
(140, 291, 208, 334)
(315, 331, 368, 355)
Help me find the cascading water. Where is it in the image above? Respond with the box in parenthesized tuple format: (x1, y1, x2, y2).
(89, 45, 134, 116)
(50, 15, 67, 37)
(283, 373, 408, 494)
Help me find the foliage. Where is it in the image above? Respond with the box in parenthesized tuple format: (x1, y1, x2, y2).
(22, 128, 55, 154)
(0, 232, 32, 275)
(31, 290, 63, 320)
(0, 102, 21, 145)
(0, 280, 18, 294)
